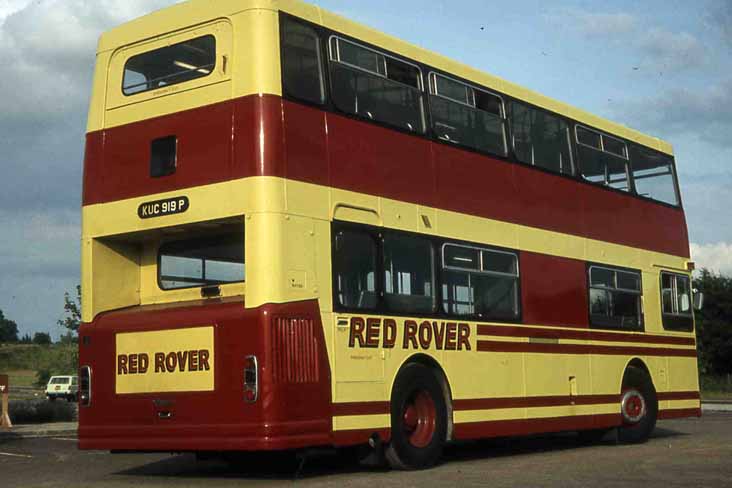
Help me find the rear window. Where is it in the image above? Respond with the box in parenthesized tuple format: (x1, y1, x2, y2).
(123, 35, 216, 96)
(159, 231, 244, 290)
(50, 377, 70, 384)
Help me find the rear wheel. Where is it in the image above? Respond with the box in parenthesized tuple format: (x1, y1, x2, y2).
(385, 363, 447, 470)
(617, 367, 657, 444)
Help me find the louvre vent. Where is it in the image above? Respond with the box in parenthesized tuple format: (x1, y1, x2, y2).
(272, 317, 319, 384)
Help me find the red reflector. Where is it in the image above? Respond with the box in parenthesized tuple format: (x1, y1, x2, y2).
(244, 355, 258, 403)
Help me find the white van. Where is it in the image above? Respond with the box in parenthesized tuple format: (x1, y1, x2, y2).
(45, 375, 78, 402)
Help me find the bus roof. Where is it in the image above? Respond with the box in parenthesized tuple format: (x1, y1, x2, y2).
(98, 0, 673, 155)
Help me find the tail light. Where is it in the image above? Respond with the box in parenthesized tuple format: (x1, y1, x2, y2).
(244, 356, 258, 403)
(79, 366, 92, 407)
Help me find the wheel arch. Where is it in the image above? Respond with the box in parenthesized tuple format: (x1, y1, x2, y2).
(622, 357, 657, 392)
(390, 354, 454, 441)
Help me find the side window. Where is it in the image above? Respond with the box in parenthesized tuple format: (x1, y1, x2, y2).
(576, 126, 631, 191)
(630, 146, 680, 206)
(510, 101, 573, 175)
(333, 230, 377, 309)
(383, 234, 435, 314)
(281, 17, 325, 105)
(660, 272, 694, 331)
(429, 73, 507, 156)
(589, 266, 643, 330)
(329, 37, 425, 133)
(442, 244, 519, 320)
(123, 35, 216, 96)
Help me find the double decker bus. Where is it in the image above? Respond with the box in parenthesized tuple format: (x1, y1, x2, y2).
(78, 0, 701, 469)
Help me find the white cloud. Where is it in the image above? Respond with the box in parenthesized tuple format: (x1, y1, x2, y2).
(546, 8, 708, 73)
(611, 79, 732, 146)
(690, 242, 732, 276)
(546, 9, 637, 37)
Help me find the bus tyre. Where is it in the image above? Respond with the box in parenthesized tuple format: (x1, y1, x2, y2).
(617, 367, 657, 444)
(385, 363, 447, 470)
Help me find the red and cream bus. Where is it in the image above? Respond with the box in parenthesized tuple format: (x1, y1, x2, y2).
(78, 0, 701, 469)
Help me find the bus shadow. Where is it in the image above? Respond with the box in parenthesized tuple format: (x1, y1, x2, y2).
(117, 428, 688, 480)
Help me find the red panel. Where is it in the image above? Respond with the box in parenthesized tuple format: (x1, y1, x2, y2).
(83, 95, 690, 258)
(282, 100, 330, 186)
(453, 413, 621, 441)
(433, 144, 517, 224)
(476, 324, 696, 346)
(327, 114, 436, 208)
(521, 252, 588, 328)
(84, 101, 235, 205)
(476, 340, 698, 357)
(658, 408, 702, 420)
(78, 299, 333, 452)
(233, 94, 286, 179)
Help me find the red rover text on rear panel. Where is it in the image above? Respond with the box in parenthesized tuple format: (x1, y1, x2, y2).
(348, 317, 471, 351)
(117, 350, 211, 375)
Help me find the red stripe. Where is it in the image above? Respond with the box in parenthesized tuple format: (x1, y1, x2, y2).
(658, 408, 702, 419)
(476, 340, 697, 357)
(332, 401, 390, 417)
(453, 413, 621, 441)
(83, 95, 691, 259)
(657, 391, 701, 401)
(476, 324, 696, 346)
(453, 394, 619, 411)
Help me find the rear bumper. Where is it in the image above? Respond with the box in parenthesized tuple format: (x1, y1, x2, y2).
(79, 419, 332, 451)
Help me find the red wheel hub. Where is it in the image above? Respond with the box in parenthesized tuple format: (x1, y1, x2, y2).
(402, 390, 436, 448)
(621, 389, 646, 424)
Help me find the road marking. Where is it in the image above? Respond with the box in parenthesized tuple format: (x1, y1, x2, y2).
(0, 452, 32, 458)
(51, 437, 78, 442)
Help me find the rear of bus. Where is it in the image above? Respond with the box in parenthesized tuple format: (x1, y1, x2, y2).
(78, 1, 332, 452)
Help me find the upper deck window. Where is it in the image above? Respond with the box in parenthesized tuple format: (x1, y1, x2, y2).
(428, 73, 507, 156)
(630, 146, 680, 206)
(158, 231, 244, 290)
(329, 37, 425, 133)
(576, 125, 631, 191)
(123, 35, 216, 96)
(510, 101, 573, 175)
(281, 17, 325, 105)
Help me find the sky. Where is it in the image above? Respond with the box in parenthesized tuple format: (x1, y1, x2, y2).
(0, 0, 730, 339)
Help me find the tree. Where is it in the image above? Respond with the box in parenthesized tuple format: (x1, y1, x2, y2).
(693, 269, 732, 376)
(0, 310, 19, 343)
(32, 332, 52, 345)
(58, 285, 81, 336)
(19, 333, 32, 344)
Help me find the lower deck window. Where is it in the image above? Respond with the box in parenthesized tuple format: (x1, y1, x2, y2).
(333, 230, 377, 309)
(442, 244, 519, 319)
(589, 265, 643, 330)
(661, 272, 694, 331)
(159, 231, 244, 290)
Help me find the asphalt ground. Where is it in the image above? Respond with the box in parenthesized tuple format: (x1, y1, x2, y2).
(1, 414, 731, 488)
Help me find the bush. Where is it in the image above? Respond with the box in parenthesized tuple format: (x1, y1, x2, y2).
(8, 399, 76, 424)
(35, 368, 52, 387)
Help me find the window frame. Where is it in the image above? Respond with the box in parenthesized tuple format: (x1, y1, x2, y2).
(575, 125, 629, 161)
(331, 221, 522, 322)
(508, 99, 576, 176)
(426, 71, 508, 156)
(587, 263, 644, 331)
(659, 271, 694, 332)
(629, 143, 682, 208)
(328, 36, 424, 92)
(440, 243, 521, 320)
(157, 232, 245, 292)
(122, 34, 218, 97)
(279, 15, 327, 106)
